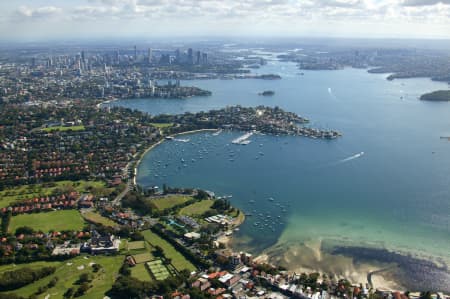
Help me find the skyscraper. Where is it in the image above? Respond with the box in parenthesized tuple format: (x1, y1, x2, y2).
(196, 51, 201, 65)
(147, 48, 152, 64)
(175, 49, 180, 62)
(134, 45, 137, 61)
(187, 48, 193, 65)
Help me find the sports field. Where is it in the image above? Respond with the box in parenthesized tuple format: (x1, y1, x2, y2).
(146, 260, 170, 281)
(149, 195, 193, 210)
(179, 199, 214, 216)
(9, 210, 85, 233)
(142, 230, 195, 272)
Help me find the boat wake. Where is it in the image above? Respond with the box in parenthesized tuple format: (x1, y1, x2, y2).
(338, 152, 365, 163)
(173, 138, 190, 143)
(212, 129, 223, 136)
(328, 87, 338, 100)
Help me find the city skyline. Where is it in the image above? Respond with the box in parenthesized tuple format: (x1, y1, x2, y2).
(1, 0, 450, 41)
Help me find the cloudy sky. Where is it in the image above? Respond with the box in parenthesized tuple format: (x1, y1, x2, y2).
(1, 0, 450, 40)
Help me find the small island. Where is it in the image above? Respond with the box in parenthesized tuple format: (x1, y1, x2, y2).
(258, 90, 275, 96)
(420, 90, 450, 102)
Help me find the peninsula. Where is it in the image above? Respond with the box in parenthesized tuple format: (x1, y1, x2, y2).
(152, 105, 342, 139)
(420, 90, 450, 102)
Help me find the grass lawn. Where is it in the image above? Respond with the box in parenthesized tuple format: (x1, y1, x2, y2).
(179, 199, 214, 216)
(127, 241, 146, 251)
(132, 252, 153, 264)
(149, 195, 193, 211)
(150, 123, 173, 129)
(0, 255, 124, 299)
(142, 230, 195, 272)
(42, 125, 85, 132)
(9, 210, 86, 233)
(0, 180, 109, 208)
(130, 263, 153, 282)
(82, 211, 117, 227)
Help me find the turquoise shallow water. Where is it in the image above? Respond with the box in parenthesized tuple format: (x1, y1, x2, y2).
(108, 58, 450, 287)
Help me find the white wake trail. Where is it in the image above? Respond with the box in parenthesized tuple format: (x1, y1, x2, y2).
(339, 152, 365, 163)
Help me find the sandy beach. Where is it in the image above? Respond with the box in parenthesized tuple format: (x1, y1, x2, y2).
(254, 240, 406, 291)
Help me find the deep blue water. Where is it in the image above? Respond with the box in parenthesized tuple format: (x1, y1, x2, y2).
(108, 59, 450, 262)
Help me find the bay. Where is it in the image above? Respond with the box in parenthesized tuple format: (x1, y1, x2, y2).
(107, 58, 450, 289)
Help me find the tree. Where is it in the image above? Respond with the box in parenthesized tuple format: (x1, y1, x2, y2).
(15, 226, 35, 235)
(74, 282, 90, 297)
(63, 287, 74, 298)
(77, 273, 91, 284)
(153, 245, 164, 258)
(194, 189, 209, 200)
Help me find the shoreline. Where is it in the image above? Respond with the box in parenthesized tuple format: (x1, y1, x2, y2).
(132, 127, 450, 293)
(133, 128, 220, 186)
(134, 127, 247, 251)
(217, 210, 246, 247)
(249, 235, 450, 292)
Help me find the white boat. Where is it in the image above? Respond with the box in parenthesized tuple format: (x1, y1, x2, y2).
(232, 132, 254, 145)
(174, 138, 190, 143)
(212, 129, 223, 136)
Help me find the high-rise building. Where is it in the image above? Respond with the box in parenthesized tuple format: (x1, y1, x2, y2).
(187, 48, 193, 64)
(134, 45, 137, 61)
(147, 48, 152, 64)
(159, 54, 171, 65)
(202, 53, 208, 64)
(175, 49, 181, 62)
(196, 51, 201, 65)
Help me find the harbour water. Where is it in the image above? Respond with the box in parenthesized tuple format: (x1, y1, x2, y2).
(107, 57, 450, 290)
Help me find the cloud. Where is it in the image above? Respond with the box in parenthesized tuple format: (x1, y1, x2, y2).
(2, 0, 450, 39)
(316, 0, 363, 8)
(402, 0, 450, 6)
(15, 5, 62, 19)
